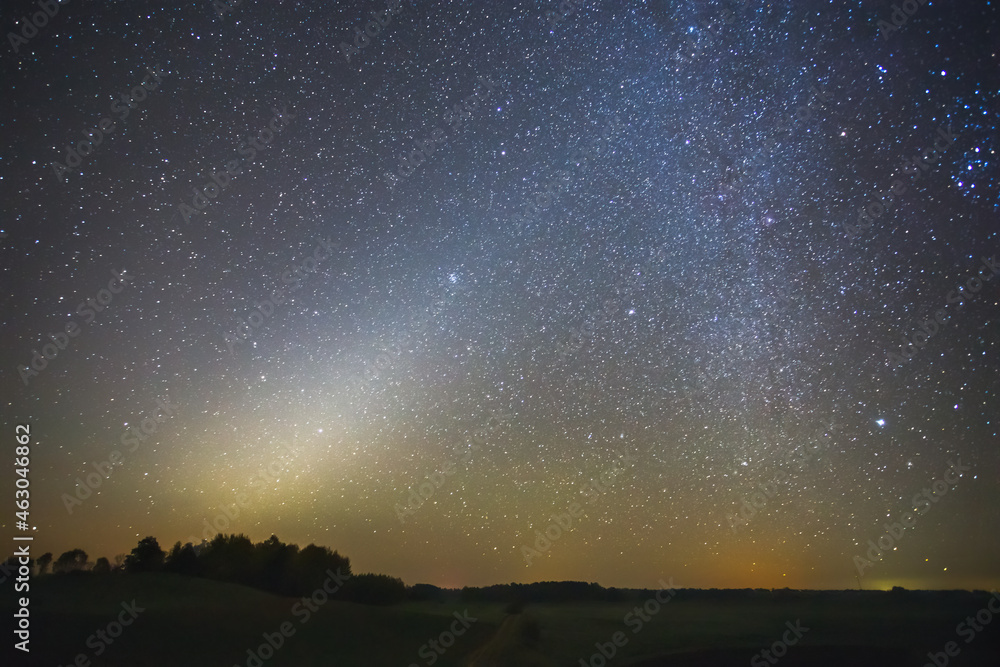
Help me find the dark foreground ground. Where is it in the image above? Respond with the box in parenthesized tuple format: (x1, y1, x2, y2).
(4, 574, 999, 666)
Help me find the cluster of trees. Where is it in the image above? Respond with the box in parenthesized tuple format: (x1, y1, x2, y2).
(5, 549, 108, 576)
(460, 581, 626, 604)
(17, 534, 409, 604)
(10, 545, 987, 608)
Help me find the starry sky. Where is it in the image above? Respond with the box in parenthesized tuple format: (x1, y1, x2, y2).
(1, 0, 997, 591)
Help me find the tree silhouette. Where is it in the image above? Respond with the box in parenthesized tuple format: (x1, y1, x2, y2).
(192, 534, 351, 596)
(254, 534, 299, 594)
(164, 541, 201, 576)
(3, 555, 32, 574)
(124, 537, 165, 573)
(291, 542, 352, 594)
(199, 533, 256, 584)
(341, 573, 407, 605)
(53, 549, 89, 573)
(37, 552, 52, 575)
(43, 534, 369, 600)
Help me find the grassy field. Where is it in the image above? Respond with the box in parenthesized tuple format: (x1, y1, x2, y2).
(5, 575, 999, 666)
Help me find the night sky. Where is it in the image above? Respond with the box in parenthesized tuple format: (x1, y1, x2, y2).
(1, 0, 997, 591)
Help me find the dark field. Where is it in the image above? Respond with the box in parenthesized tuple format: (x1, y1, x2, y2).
(6, 575, 999, 666)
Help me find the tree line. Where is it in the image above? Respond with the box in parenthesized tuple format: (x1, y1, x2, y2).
(11, 540, 972, 606)
(8, 534, 409, 605)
